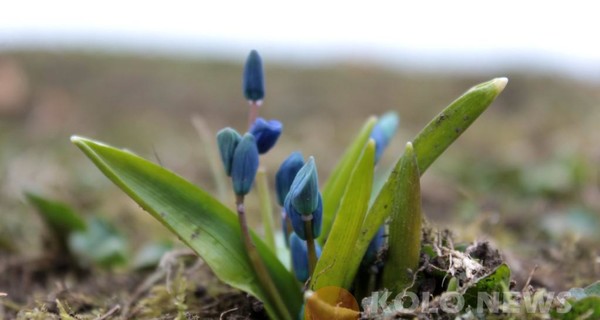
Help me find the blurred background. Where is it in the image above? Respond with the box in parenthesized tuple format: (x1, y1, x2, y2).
(1, 0, 599, 295)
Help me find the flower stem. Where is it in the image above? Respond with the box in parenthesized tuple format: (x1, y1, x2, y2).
(236, 196, 292, 320)
(256, 167, 276, 252)
(248, 101, 260, 129)
(304, 219, 317, 276)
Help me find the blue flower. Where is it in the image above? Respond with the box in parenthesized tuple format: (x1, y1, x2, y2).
(286, 193, 322, 240)
(275, 152, 304, 206)
(231, 133, 259, 196)
(287, 157, 319, 215)
(370, 112, 399, 163)
(243, 50, 265, 103)
(216, 127, 242, 176)
(289, 232, 322, 282)
(250, 117, 282, 154)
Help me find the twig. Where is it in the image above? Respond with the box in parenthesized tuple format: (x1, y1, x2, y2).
(522, 265, 539, 292)
(122, 248, 197, 317)
(95, 305, 121, 320)
(401, 264, 427, 297)
(220, 307, 238, 320)
(152, 145, 163, 167)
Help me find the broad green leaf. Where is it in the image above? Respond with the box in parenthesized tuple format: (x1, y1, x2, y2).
(412, 77, 508, 173)
(311, 140, 375, 290)
(25, 192, 87, 235)
(69, 216, 129, 268)
(71, 136, 300, 319)
(463, 263, 511, 307)
(382, 142, 421, 295)
(320, 116, 377, 245)
(349, 78, 507, 279)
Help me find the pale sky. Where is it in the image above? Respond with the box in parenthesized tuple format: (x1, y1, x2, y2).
(1, 0, 599, 78)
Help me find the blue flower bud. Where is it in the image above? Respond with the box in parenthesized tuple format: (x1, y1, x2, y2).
(288, 157, 319, 215)
(289, 232, 322, 282)
(362, 226, 385, 267)
(216, 127, 242, 176)
(286, 193, 322, 240)
(275, 152, 304, 206)
(231, 133, 259, 196)
(243, 50, 265, 103)
(250, 117, 282, 154)
(370, 112, 399, 163)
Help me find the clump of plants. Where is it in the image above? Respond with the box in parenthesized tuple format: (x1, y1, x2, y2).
(24, 192, 174, 271)
(71, 50, 511, 319)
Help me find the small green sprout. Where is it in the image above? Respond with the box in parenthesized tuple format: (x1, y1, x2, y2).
(25, 192, 129, 269)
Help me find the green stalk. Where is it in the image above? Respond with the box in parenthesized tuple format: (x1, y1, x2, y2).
(304, 220, 317, 276)
(236, 196, 292, 320)
(256, 167, 276, 252)
(381, 142, 421, 295)
(192, 115, 228, 202)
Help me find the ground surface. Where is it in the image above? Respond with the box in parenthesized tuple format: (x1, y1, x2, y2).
(0, 51, 599, 318)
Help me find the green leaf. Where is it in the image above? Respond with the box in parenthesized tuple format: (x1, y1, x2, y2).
(320, 116, 377, 244)
(310, 140, 375, 290)
(346, 141, 411, 286)
(463, 263, 511, 307)
(552, 297, 600, 320)
(349, 78, 508, 280)
(382, 142, 422, 295)
(554, 281, 600, 319)
(566, 281, 600, 301)
(446, 277, 459, 292)
(412, 77, 508, 173)
(25, 192, 87, 236)
(71, 136, 301, 319)
(68, 216, 129, 268)
(584, 281, 600, 296)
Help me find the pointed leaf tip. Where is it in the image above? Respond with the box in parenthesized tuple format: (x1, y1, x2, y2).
(494, 77, 508, 92)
